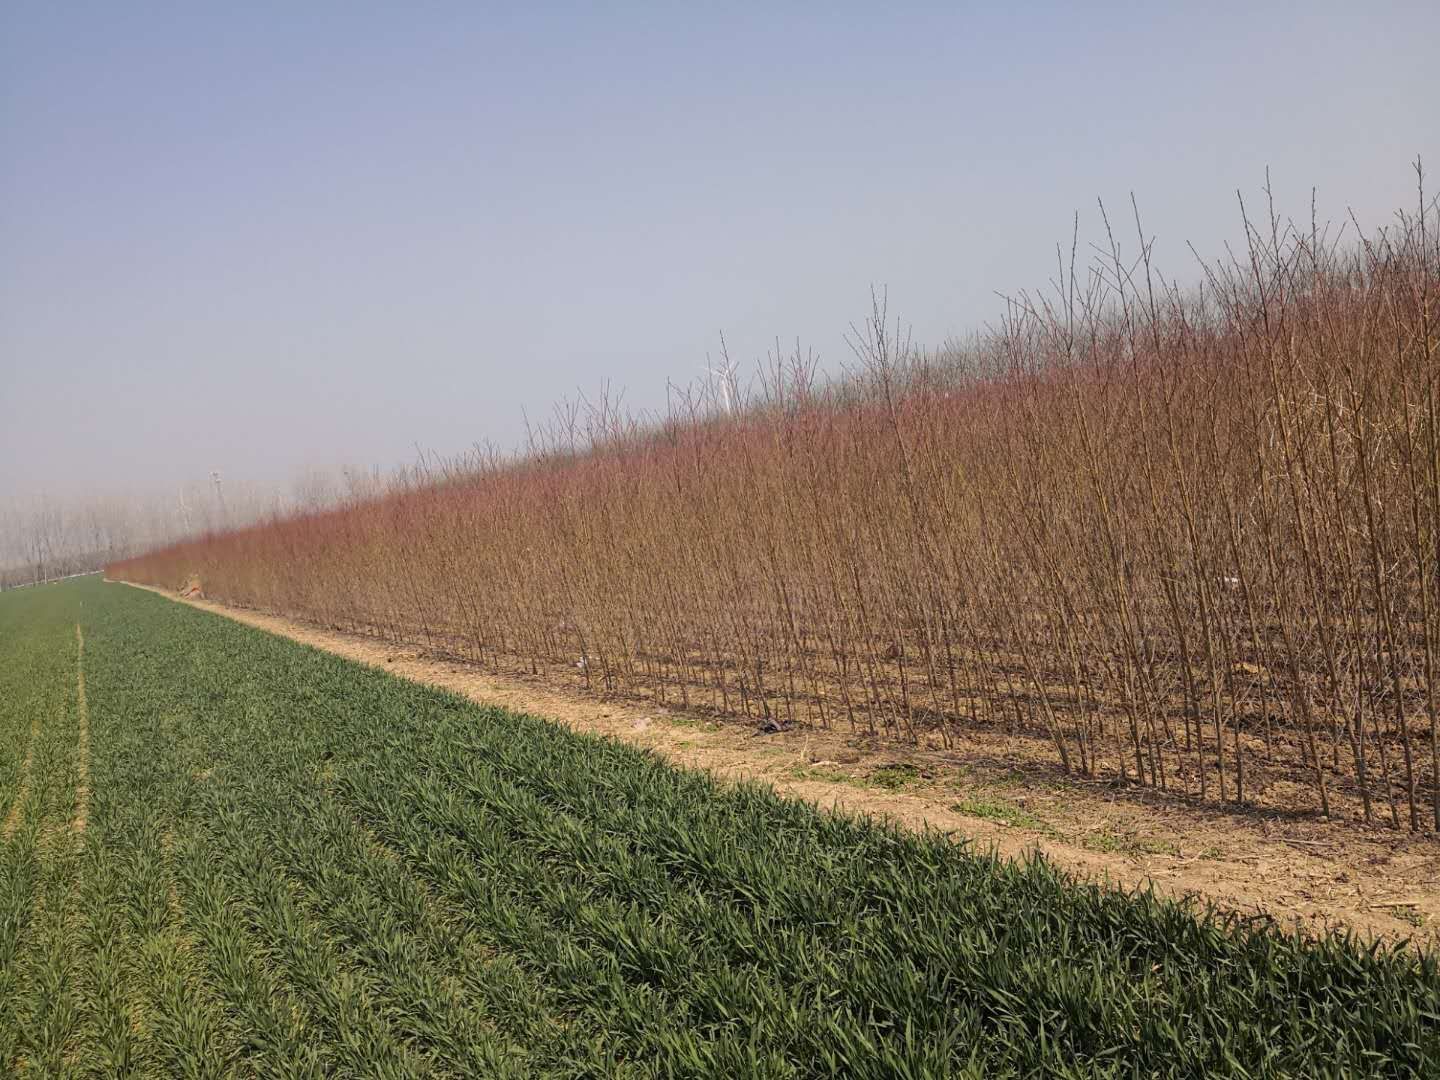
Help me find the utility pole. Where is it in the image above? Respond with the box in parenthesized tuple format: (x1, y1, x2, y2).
(705, 331, 740, 416)
(211, 470, 228, 525)
(706, 359, 737, 414)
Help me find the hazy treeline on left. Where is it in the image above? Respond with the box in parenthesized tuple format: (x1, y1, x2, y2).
(0, 466, 394, 590)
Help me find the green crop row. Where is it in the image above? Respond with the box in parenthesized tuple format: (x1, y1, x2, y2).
(2, 577, 1437, 1077)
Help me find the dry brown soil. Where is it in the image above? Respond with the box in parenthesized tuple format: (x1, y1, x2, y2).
(115, 580, 1440, 944)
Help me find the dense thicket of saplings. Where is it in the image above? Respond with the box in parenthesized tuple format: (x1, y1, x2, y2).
(3, 578, 1437, 1076)
(112, 187, 1440, 828)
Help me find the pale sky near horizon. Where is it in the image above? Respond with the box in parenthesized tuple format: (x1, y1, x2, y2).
(3, 1, 1437, 505)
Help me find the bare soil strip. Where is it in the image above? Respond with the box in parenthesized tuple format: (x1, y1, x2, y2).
(115, 580, 1440, 943)
(72, 623, 89, 837)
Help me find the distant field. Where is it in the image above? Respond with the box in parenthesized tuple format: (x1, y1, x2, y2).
(2, 578, 1438, 1077)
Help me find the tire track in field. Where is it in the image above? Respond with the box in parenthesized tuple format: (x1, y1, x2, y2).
(8, 661, 89, 1074)
(72, 623, 89, 838)
(2, 718, 39, 842)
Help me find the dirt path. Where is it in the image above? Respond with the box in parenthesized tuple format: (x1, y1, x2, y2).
(115, 580, 1440, 944)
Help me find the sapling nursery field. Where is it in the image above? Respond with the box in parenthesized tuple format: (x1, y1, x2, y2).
(113, 193, 1440, 832)
(2, 577, 1438, 1077)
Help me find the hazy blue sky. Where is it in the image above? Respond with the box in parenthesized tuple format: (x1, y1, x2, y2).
(3, 1, 1437, 503)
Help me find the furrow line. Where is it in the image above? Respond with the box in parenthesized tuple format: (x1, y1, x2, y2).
(72, 623, 89, 839)
(1, 717, 40, 843)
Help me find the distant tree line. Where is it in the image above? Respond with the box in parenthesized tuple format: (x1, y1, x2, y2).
(1, 465, 395, 590)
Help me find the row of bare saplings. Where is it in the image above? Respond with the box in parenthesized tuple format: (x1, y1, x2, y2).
(112, 197, 1440, 828)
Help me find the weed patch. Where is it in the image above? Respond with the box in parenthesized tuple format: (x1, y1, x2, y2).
(950, 796, 1053, 833)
